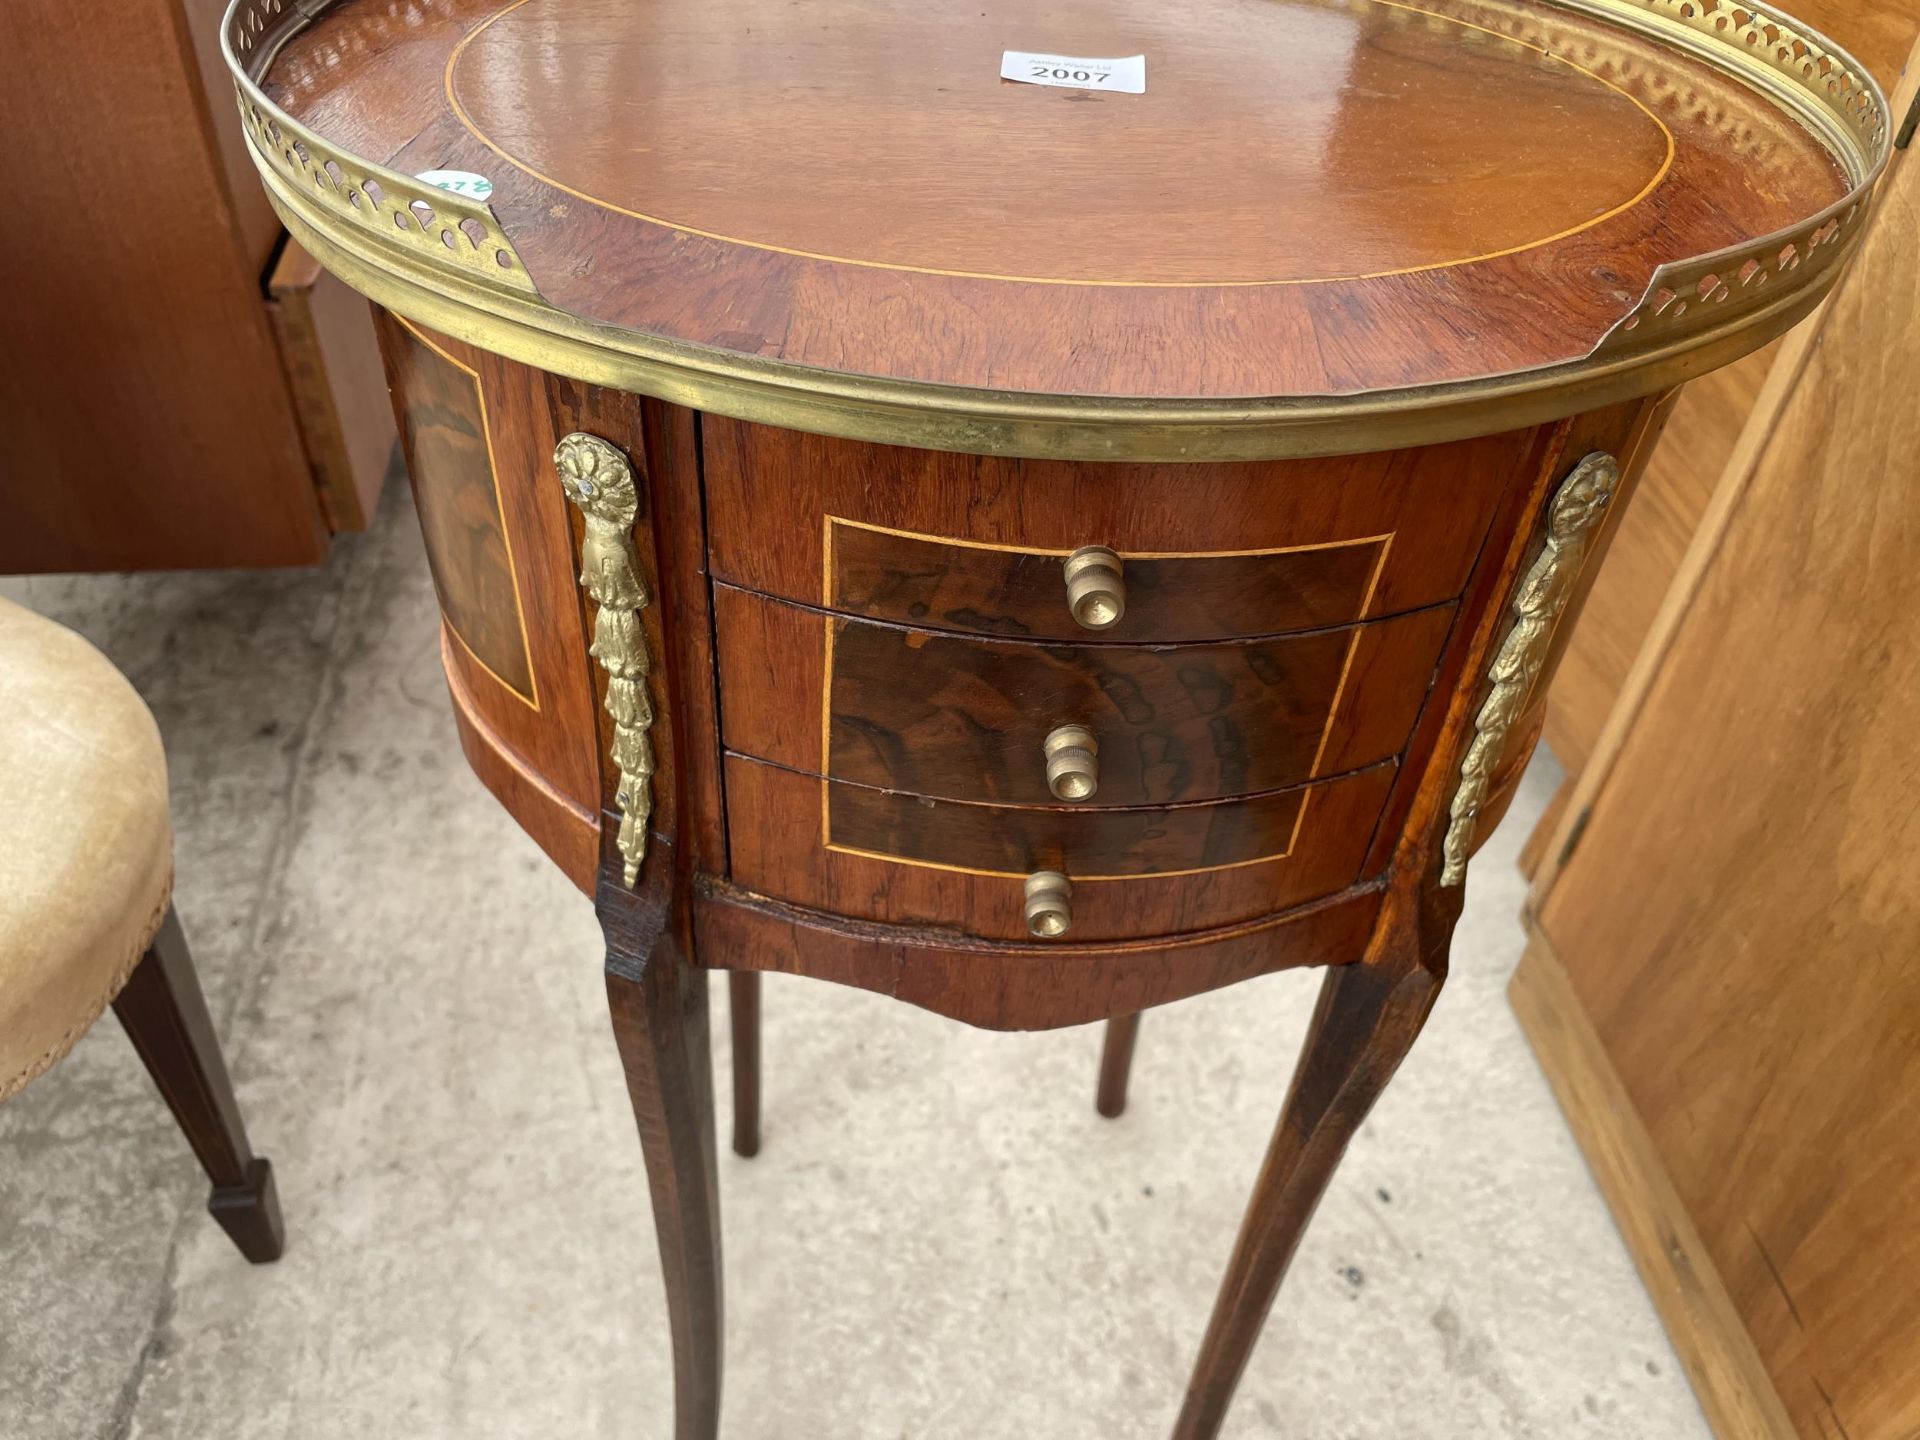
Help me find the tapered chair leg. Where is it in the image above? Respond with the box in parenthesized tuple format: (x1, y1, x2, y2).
(1096, 1011, 1141, 1118)
(729, 972, 761, 1157)
(601, 863, 724, 1440)
(111, 907, 284, 1264)
(1173, 948, 1443, 1439)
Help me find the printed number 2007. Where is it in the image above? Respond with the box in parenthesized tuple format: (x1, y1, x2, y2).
(1032, 63, 1109, 82)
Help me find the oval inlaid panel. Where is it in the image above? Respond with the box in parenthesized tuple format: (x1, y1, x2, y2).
(451, 0, 1670, 284)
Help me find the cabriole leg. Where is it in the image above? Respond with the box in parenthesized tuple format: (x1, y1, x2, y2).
(1172, 882, 1452, 1440)
(601, 865, 724, 1440)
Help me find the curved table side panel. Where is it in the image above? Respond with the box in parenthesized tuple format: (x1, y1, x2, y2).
(443, 630, 599, 892)
(693, 880, 1384, 1032)
(1360, 392, 1668, 875)
(376, 310, 618, 885)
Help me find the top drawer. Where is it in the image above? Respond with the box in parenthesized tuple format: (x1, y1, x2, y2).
(705, 419, 1527, 643)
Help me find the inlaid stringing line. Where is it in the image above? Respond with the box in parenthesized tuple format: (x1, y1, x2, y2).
(442, 0, 1676, 290)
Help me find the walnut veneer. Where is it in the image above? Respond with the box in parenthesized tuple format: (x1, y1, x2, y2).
(220, 0, 1888, 1433)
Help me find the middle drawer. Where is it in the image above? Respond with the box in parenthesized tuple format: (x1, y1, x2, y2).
(716, 585, 1453, 807)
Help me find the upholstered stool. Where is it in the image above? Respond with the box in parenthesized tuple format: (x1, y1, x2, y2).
(0, 597, 283, 1263)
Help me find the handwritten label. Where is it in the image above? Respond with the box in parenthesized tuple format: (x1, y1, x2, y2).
(415, 169, 494, 201)
(1000, 51, 1145, 94)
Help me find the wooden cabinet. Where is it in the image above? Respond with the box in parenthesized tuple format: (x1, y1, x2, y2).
(1516, 49, 1920, 1440)
(0, 0, 392, 573)
(219, 0, 1894, 1433)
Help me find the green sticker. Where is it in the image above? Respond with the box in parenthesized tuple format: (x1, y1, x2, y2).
(415, 169, 495, 201)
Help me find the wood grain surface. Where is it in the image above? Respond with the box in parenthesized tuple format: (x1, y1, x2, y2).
(0, 0, 322, 572)
(1533, 85, 1920, 1439)
(179, 0, 282, 272)
(706, 419, 1522, 629)
(1511, 938, 1796, 1440)
(376, 315, 609, 889)
(695, 879, 1383, 1031)
(633, 397, 731, 876)
(823, 774, 1319, 879)
(381, 315, 538, 699)
(265, 0, 1852, 399)
(1537, 4, 1920, 772)
(1543, 345, 1773, 769)
(716, 585, 1451, 806)
(826, 522, 1391, 645)
(723, 754, 1396, 941)
(303, 0, 1888, 1416)
(458, 0, 1676, 287)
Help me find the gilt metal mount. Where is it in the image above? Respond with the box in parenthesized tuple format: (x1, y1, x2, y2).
(1441, 451, 1619, 886)
(555, 433, 654, 887)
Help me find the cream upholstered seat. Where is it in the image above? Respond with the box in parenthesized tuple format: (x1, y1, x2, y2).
(0, 595, 282, 1262)
(0, 596, 172, 1101)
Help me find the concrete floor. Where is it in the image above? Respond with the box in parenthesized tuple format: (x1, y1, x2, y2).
(0, 482, 1709, 1440)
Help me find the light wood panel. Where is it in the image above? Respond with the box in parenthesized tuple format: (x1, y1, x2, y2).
(1522, 53, 1920, 1438)
(1766, 0, 1920, 91)
(1541, 0, 1920, 770)
(1509, 938, 1795, 1440)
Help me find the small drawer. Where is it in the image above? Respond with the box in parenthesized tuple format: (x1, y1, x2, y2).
(716, 585, 1450, 808)
(826, 776, 1307, 878)
(723, 755, 1396, 942)
(705, 418, 1522, 642)
(828, 525, 1387, 643)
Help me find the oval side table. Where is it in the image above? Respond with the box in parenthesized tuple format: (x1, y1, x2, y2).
(221, 2, 1887, 1433)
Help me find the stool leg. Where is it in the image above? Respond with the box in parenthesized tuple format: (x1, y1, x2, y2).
(729, 972, 762, 1158)
(601, 863, 724, 1440)
(112, 907, 284, 1264)
(1096, 1012, 1141, 1118)
(1172, 891, 1450, 1440)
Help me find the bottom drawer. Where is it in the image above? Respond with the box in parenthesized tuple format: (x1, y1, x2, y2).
(723, 755, 1395, 943)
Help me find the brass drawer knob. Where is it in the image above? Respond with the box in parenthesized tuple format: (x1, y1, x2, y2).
(1063, 546, 1125, 630)
(1043, 724, 1099, 802)
(1024, 871, 1073, 938)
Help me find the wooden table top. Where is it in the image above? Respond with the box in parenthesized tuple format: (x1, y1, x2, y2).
(231, 0, 1888, 454)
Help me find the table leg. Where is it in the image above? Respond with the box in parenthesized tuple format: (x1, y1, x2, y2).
(601, 865, 724, 1440)
(1172, 881, 1452, 1439)
(1096, 1012, 1141, 1118)
(112, 906, 284, 1264)
(729, 972, 761, 1158)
